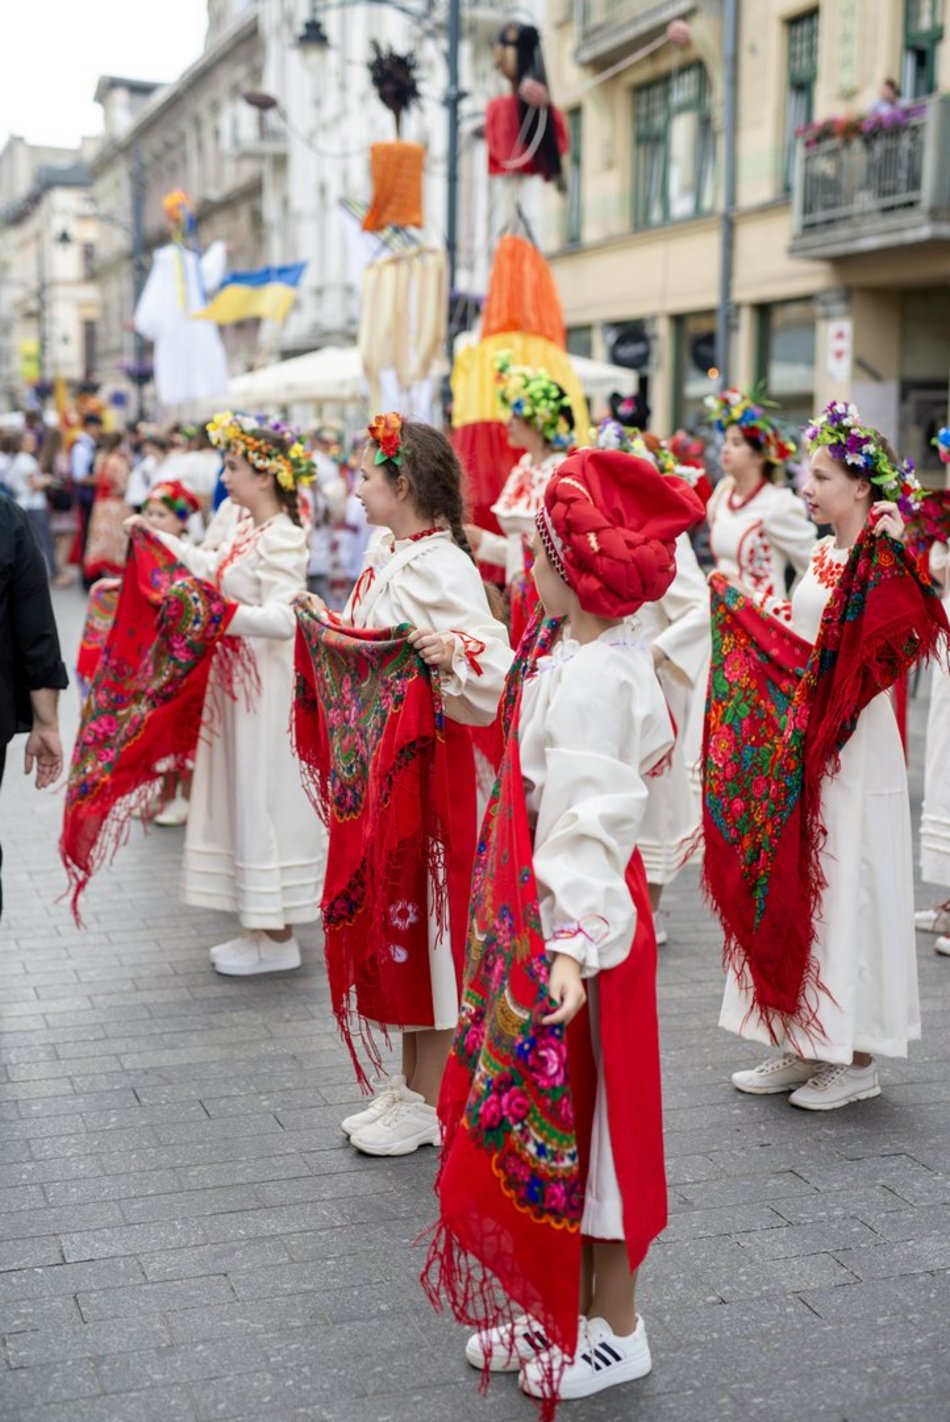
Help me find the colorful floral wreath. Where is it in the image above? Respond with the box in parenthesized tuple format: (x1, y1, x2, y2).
(206, 411, 315, 491)
(593, 420, 679, 476)
(367, 411, 404, 466)
(494, 351, 574, 450)
(933, 426, 950, 464)
(804, 401, 922, 513)
(147, 480, 200, 522)
(704, 386, 797, 465)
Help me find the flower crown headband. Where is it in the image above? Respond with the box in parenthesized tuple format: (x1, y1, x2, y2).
(206, 411, 315, 492)
(494, 351, 574, 450)
(704, 386, 797, 465)
(368, 412, 404, 466)
(148, 482, 197, 522)
(804, 402, 922, 513)
(933, 426, 950, 464)
(592, 420, 678, 476)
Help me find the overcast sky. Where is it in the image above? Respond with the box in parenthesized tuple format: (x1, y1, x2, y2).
(2, 0, 207, 150)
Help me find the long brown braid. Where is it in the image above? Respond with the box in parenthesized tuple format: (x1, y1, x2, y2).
(372, 419, 477, 564)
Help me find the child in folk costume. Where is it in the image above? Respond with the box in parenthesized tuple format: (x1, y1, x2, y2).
(711, 403, 948, 1109)
(311, 414, 512, 1157)
(705, 387, 815, 601)
(915, 429, 950, 955)
(464, 353, 573, 645)
(594, 421, 711, 944)
(425, 450, 705, 1407)
(141, 413, 325, 976)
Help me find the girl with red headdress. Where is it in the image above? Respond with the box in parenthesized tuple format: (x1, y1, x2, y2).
(307, 415, 512, 1159)
(425, 448, 704, 1408)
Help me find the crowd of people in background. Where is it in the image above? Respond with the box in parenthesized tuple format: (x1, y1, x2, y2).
(0, 411, 373, 607)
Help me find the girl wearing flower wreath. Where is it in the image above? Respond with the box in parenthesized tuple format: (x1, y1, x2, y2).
(705, 387, 816, 606)
(426, 448, 705, 1406)
(594, 421, 711, 944)
(308, 414, 512, 1157)
(131, 412, 326, 976)
(710, 402, 948, 1110)
(464, 352, 574, 646)
(916, 426, 950, 953)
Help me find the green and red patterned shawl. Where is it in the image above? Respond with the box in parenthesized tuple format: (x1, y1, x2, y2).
(61, 527, 255, 921)
(704, 531, 949, 1039)
(292, 606, 452, 1087)
(422, 715, 581, 1420)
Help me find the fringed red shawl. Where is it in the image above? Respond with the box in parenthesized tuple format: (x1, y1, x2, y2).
(703, 531, 949, 1039)
(61, 527, 256, 920)
(75, 581, 119, 696)
(293, 606, 458, 1088)
(423, 616, 667, 1420)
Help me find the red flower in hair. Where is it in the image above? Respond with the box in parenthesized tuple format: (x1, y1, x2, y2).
(368, 412, 404, 466)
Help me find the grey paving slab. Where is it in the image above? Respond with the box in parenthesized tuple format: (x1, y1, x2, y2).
(1, 583, 948, 1420)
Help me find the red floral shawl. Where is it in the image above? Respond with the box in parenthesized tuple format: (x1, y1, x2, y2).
(75, 581, 120, 695)
(703, 531, 949, 1039)
(61, 527, 255, 920)
(292, 606, 454, 1088)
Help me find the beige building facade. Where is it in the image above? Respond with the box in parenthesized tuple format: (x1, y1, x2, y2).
(542, 0, 950, 480)
(0, 140, 100, 409)
(90, 8, 271, 414)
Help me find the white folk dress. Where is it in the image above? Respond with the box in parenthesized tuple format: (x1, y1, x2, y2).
(156, 510, 325, 929)
(344, 528, 513, 1027)
(921, 542, 950, 889)
(707, 475, 816, 602)
(635, 533, 711, 885)
(720, 537, 921, 1061)
(520, 626, 673, 1237)
(476, 451, 561, 584)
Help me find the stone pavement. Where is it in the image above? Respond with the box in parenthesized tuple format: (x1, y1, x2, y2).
(0, 584, 949, 1422)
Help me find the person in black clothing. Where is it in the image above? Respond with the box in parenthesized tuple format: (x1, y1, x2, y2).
(0, 496, 68, 917)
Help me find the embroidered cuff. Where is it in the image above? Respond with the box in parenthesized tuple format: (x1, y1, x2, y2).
(440, 629, 486, 697)
(546, 915, 610, 979)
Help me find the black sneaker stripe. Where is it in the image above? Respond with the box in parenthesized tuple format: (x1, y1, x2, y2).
(596, 1343, 622, 1364)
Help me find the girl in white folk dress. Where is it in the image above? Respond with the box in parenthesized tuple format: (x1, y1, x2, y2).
(705, 388, 816, 602)
(310, 416, 512, 1158)
(724, 409, 923, 1110)
(135, 413, 326, 977)
(464, 356, 574, 644)
(916, 533, 950, 954)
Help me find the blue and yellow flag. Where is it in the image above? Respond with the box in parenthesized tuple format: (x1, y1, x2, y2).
(194, 261, 307, 326)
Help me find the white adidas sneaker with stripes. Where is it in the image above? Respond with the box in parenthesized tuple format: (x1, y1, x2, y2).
(465, 1314, 555, 1372)
(520, 1315, 651, 1399)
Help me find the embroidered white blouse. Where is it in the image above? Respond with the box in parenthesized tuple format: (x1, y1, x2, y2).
(477, 451, 562, 583)
(519, 627, 674, 976)
(343, 528, 512, 726)
(707, 476, 816, 603)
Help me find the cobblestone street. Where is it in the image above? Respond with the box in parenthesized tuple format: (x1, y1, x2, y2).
(1, 584, 949, 1422)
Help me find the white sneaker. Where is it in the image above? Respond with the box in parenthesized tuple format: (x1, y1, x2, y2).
(914, 902, 950, 934)
(731, 1052, 814, 1095)
(465, 1314, 553, 1373)
(654, 911, 668, 947)
(154, 795, 190, 827)
(520, 1316, 651, 1400)
(788, 1060, 881, 1111)
(349, 1095, 440, 1156)
(212, 934, 302, 976)
(935, 935, 950, 957)
(340, 1075, 408, 1138)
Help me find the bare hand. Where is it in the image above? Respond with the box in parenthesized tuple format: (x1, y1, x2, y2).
(24, 725, 64, 790)
(124, 514, 146, 531)
(408, 627, 455, 671)
(869, 500, 904, 540)
(542, 953, 586, 1026)
(463, 523, 484, 556)
(299, 591, 328, 615)
(518, 77, 550, 108)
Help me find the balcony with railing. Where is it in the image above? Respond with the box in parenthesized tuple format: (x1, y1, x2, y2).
(573, 0, 694, 67)
(789, 96, 950, 259)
